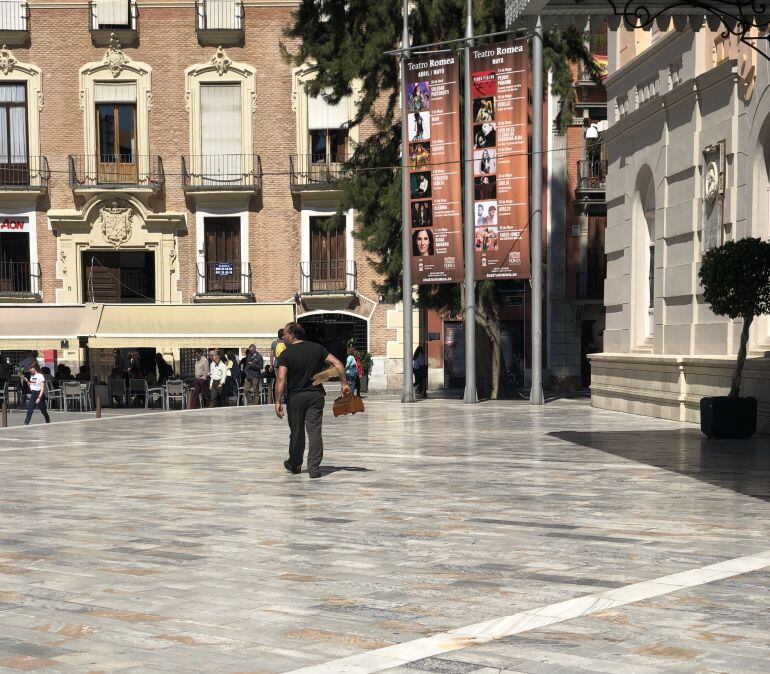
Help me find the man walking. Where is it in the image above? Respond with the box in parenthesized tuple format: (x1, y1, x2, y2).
(243, 344, 264, 405)
(21, 363, 50, 425)
(275, 322, 349, 478)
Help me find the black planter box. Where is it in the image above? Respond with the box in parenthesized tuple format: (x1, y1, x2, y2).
(700, 396, 757, 439)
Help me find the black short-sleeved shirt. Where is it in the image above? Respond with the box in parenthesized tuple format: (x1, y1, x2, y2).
(276, 341, 330, 395)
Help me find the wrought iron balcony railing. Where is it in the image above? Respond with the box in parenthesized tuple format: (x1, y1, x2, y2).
(576, 159, 607, 191)
(0, 261, 40, 296)
(290, 154, 346, 191)
(182, 154, 261, 192)
(300, 260, 356, 294)
(0, 156, 50, 191)
(0, 0, 29, 33)
(68, 155, 164, 191)
(195, 0, 244, 31)
(575, 271, 605, 301)
(89, 0, 137, 31)
(196, 260, 251, 295)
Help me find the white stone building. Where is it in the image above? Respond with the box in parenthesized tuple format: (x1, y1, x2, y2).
(590, 26, 770, 432)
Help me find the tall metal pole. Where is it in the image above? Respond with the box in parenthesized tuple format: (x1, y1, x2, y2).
(400, 0, 415, 403)
(529, 17, 545, 405)
(462, 0, 477, 404)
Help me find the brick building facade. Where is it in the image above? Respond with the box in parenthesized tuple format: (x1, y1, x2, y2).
(0, 0, 408, 388)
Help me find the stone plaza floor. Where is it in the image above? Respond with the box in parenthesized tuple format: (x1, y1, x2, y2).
(0, 398, 768, 673)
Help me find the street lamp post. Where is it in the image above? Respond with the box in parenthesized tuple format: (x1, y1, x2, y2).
(400, 0, 415, 403)
(529, 16, 545, 405)
(463, 0, 477, 404)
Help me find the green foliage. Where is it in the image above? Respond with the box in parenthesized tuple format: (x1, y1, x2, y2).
(698, 238, 770, 320)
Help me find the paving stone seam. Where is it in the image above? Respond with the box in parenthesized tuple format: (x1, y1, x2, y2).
(285, 550, 770, 674)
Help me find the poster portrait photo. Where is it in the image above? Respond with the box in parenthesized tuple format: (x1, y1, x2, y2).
(407, 81, 431, 112)
(475, 225, 499, 252)
(412, 228, 435, 257)
(410, 171, 432, 199)
(408, 111, 431, 142)
(474, 148, 496, 175)
(473, 96, 495, 123)
(474, 175, 497, 200)
(411, 201, 433, 229)
(409, 142, 431, 170)
(474, 122, 496, 149)
(475, 201, 498, 227)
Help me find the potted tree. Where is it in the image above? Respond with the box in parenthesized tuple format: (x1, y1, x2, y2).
(698, 237, 770, 438)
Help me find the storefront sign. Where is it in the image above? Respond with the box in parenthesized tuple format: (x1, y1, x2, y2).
(470, 40, 531, 280)
(405, 53, 465, 284)
(0, 216, 30, 233)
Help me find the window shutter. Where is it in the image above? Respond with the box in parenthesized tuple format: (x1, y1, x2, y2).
(96, 0, 129, 27)
(308, 89, 349, 130)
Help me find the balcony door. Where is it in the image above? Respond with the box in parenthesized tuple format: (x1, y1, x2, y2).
(200, 83, 242, 184)
(0, 84, 28, 187)
(204, 217, 240, 293)
(310, 216, 346, 292)
(97, 100, 137, 184)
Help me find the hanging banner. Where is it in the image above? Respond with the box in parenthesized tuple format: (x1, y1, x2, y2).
(405, 53, 464, 284)
(470, 39, 531, 280)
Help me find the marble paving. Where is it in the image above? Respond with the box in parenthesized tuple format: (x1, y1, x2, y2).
(0, 398, 768, 673)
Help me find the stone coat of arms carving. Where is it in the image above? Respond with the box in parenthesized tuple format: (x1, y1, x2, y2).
(98, 201, 133, 247)
(104, 33, 129, 78)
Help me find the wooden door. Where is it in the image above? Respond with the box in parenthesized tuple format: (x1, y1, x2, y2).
(310, 217, 345, 291)
(97, 103, 137, 184)
(83, 252, 121, 303)
(204, 218, 240, 293)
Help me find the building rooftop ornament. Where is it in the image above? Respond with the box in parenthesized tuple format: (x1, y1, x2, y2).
(506, 0, 770, 59)
(211, 46, 232, 76)
(104, 33, 129, 78)
(0, 45, 16, 76)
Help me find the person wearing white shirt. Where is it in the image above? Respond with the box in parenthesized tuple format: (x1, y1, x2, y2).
(21, 363, 50, 425)
(209, 352, 228, 407)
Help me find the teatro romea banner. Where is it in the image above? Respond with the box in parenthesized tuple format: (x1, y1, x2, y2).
(404, 53, 465, 284)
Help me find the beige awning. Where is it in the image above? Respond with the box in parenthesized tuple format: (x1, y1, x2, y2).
(0, 305, 95, 349)
(0, 303, 295, 350)
(86, 303, 295, 348)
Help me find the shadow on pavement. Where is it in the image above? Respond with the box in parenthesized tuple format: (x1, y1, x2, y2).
(320, 466, 372, 476)
(550, 428, 770, 502)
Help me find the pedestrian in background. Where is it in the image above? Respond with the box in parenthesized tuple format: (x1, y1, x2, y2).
(192, 349, 210, 408)
(21, 363, 50, 425)
(209, 351, 227, 407)
(345, 345, 359, 396)
(243, 344, 264, 405)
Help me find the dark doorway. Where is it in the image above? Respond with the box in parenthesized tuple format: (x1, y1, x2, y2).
(204, 217, 241, 293)
(299, 313, 367, 364)
(0, 232, 31, 293)
(82, 250, 155, 303)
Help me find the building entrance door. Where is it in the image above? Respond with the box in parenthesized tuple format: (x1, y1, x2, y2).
(0, 231, 30, 293)
(82, 251, 155, 303)
(299, 312, 367, 364)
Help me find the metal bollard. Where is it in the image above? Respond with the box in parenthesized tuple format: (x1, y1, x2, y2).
(1, 399, 7, 428)
(95, 395, 101, 419)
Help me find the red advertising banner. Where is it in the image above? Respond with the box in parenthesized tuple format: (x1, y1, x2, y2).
(405, 53, 464, 284)
(470, 39, 531, 280)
